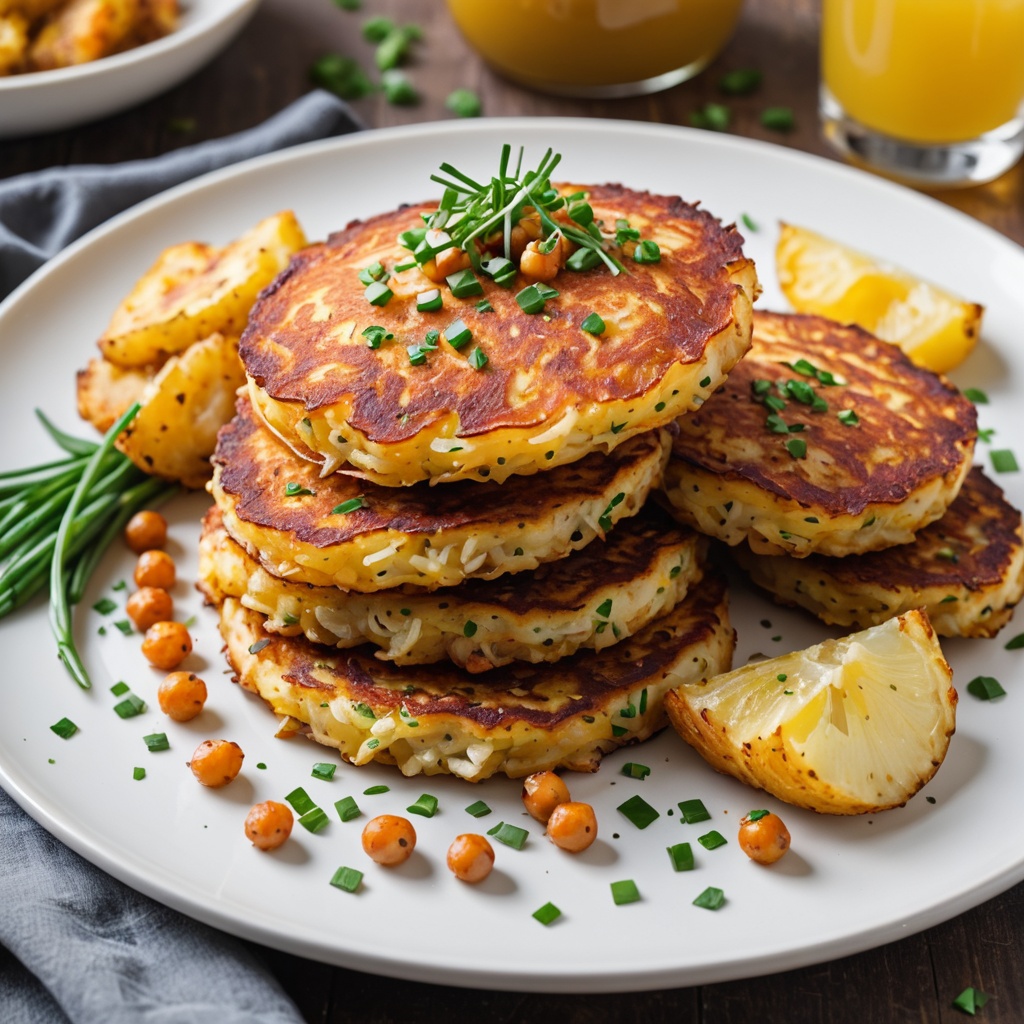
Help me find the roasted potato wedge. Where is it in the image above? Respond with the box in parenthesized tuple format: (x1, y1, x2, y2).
(116, 332, 246, 488)
(76, 354, 152, 434)
(99, 211, 307, 369)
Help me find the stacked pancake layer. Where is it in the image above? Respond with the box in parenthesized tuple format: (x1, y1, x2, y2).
(204, 181, 754, 778)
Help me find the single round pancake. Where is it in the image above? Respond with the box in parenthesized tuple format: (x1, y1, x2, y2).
(733, 467, 1024, 638)
(198, 502, 707, 670)
(663, 311, 977, 557)
(211, 394, 670, 591)
(214, 569, 734, 781)
(241, 184, 757, 486)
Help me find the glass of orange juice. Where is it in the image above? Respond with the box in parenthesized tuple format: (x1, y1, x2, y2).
(446, 0, 745, 98)
(821, 0, 1024, 186)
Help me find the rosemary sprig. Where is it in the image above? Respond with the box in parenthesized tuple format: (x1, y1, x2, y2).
(0, 407, 177, 688)
(414, 144, 624, 276)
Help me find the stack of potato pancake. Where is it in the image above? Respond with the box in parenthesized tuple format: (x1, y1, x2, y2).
(663, 310, 1024, 638)
(198, 182, 758, 781)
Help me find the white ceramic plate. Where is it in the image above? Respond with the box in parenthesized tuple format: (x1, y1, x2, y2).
(0, 0, 260, 138)
(2, 119, 1023, 993)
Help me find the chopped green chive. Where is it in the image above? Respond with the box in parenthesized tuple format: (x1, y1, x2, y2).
(92, 597, 116, 615)
(463, 620, 478, 638)
(621, 762, 651, 780)
(113, 694, 146, 719)
(785, 438, 807, 459)
(700, 375, 712, 387)
(838, 409, 859, 426)
(416, 289, 443, 312)
(747, 808, 770, 821)
(963, 388, 989, 404)
(1004, 633, 1024, 650)
(698, 830, 728, 850)
(375, 24, 422, 71)
(761, 106, 795, 131)
(381, 68, 418, 105)
(633, 240, 661, 264)
(469, 347, 489, 370)
(617, 794, 660, 829)
(978, 428, 996, 443)
(532, 902, 561, 925)
(740, 213, 759, 233)
(110, 681, 129, 696)
(967, 675, 1006, 700)
(353, 702, 376, 719)
(595, 598, 613, 618)
(566, 247, 601, 272)
(113, 620, 133, 636)
(446, 88, 481, 118)
(248, 639, 270, 654)
(363, 785, 390, 795)
(952, 987, 990, 1015)
(445, 318, 472, 349)
(361, 15, 393, 41)
(667, 842, 695, 872)
(610, 879, 641, 905)
(486, 821, 529, 849)
(516, 284, 550, 314)
(50, 717, 78, 739)
(358, 261, 387, 285)
(465, 799, 491, 818)
(693, 886, 726, 910)
(598, 492, 625, 532)
(407, 793, 439, 818)
(335, 796, 361, 822)
(581, 312, 606, 335)
(990, 449, 1018, 473)
(285, 787, 317, 815)
(482, 256, 516, 286)
(364, 281, 393, 307)
(311, 762, 337, 781)
(330, 866, 364, 892)
(691, 102, 730, 131)
(143, 732, 169, 752)
(331, 496, 365, 515)
(299, 807, 330, 833)
(719, 68, 762, 95)
(309, 53, 374, 100)
(447, 269, 483, 298)
(475, 298, 494, 313)
(678, 798, 711, 824)
(285, 481, 315, 497)
(132, 766, 146, 781)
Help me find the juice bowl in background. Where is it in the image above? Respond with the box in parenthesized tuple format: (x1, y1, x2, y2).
(446, 0, 745, 98)
(821, 0, 1024, 186)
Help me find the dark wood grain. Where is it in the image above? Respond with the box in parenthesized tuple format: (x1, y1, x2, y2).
(5, 1, 1024, 1020)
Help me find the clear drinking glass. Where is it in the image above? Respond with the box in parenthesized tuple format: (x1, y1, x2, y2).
(446, 0, 745, 99)
(820, 0, 1024, 187)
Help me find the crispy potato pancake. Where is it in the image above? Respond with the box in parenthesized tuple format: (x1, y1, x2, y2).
(214, 569, 734, 781)
(663, 311, 977, 557)
(198, 502, 706, 669)
(211, 394, 671, 591)
(242, 184, 757, 486)
(733, 467, 1024, 638)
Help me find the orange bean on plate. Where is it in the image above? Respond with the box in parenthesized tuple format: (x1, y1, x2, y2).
(546, 801, 598, 853)
(125, 586, 173, 632)
(189, 739, 244, 787)
(141, 620, 192, 670)
(446, 833, 495, 883)
(245, 801, 294, 851)
(738, 810, 791, 865)
(521, 770, 571, 823)
(134, 549, 176, 589)
(158, 671, 207, 722)
(124, 510, 167, 554)
(362, 814, 416, 865)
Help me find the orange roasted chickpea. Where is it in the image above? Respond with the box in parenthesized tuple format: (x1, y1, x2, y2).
(521, 770, 571, 823)
(125, 586, 173, 632)
(446, 833, 495, 883)
(141, 620, 192, 670)
(738, 810, 791, 865)
(361, 814, 416, 866)
(244, 801, 294, 851)
(189, 739, 244, 787)
(135, 549, 176, 589)
(546, 801, 598, 852)
(158, 671, 207, 722)
(124, 510, 167, 554)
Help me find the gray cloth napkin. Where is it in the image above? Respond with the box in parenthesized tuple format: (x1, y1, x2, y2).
(0, 90, 364, 1023)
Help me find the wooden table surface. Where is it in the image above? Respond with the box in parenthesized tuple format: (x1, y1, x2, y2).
(5, 1, 1024, 1021)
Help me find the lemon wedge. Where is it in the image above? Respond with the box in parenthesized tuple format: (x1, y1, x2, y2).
(665, 610, 956, 814)
(776, 223, 983, 374)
